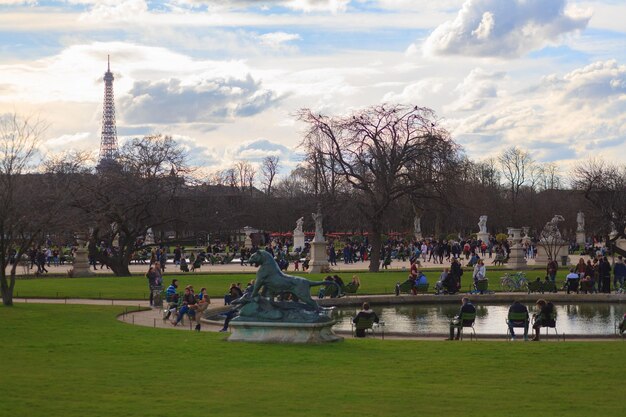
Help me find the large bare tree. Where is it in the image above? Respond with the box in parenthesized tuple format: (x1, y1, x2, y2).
(73, 134, 189, 276)
(498, 146, 537, 225)
(299, 104, 459, 271)
(261, 155, 280, 196)
(0, 114, 79, 305)
(573, 159, 626, 256)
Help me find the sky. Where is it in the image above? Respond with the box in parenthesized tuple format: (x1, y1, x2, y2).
(1, 0, 625, 175)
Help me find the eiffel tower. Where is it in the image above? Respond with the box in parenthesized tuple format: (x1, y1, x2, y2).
(99, 55, 119, 164)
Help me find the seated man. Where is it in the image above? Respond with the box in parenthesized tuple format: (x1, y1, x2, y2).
(531, 299, 556, 341)
(435, 268, 448, 294)
(448, 297, 476, 340)
(352, 302, 379, 337)
(565, 269, 580, 294)
(172, 286, 196, 326)
(163, 279, 179, 320)
(442, 272, 458, 294)
(507, 300, 529, 341)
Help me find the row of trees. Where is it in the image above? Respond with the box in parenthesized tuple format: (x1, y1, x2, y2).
(1, 106, 625, 305)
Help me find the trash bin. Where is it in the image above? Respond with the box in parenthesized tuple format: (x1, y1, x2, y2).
(560, 255, 568, 267)
(151, 285, 163, 307)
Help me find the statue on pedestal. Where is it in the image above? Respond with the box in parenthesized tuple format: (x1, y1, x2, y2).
(312, 211, 324, 243)
(478, 215, 488, 234)
(541, 215, 565, 242)
(576, 211, 585, 233)
(413, 215, 421, 237)
(295, 217, 304, 234)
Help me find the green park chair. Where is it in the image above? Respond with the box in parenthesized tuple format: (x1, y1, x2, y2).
(543, 281, 557, 293)
(580, 280, 594, 294)
(352, 316, 384, 339)
(527, 280, 543, 294)
(395, 279, 414, 295)
(451, 312, 477, 341)
(343, 282, 359, 296)
(324, 284, 340, 298)
(535, 311, 560, 341)
(506, 311, 529, 340)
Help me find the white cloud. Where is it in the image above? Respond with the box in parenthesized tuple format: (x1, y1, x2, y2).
(284, 0, 350, 13)
(119, 74, 281, 125)
(45, 132, 91, 147)
(447, 67, 505, 111)
(79, 0, 148, 22)
(451, 60, 626, 162)
(382, 79, 445, 104)
(420, 0, 591, 57)
(257, 32, 302, 49)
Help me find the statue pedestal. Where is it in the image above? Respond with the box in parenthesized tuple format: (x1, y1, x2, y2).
(293, 231, 305, 252)
(70, 247, 93, 277)
(228, 320, 342, 343)
(309, 241, 329, 273)
(576, 231, 586, 246)
(506, 245, 528, 270)
(535, 243, 568, 266)
(477, 232, 489, 243)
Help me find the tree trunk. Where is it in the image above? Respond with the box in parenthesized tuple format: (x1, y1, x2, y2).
(368, 221, 382, 272)
(109, 255, 132, 276)
(1, 270, 15, 306)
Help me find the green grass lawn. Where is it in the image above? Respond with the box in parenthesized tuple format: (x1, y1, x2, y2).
(1, 303, 624, 417)
(12, 269, 572, 300)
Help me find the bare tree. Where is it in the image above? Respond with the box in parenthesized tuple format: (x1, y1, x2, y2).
(0, 114, 77, 305)
(573, 159, 626, 256)
(261, 155, 280, 196)
(537, 162, 562, 191)
(299, 104, 459, 272)
(72, 135, 189, 276)
(498, 146, 536, 224)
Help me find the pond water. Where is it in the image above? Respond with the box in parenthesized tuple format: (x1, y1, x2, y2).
(333, 303, 626, 335)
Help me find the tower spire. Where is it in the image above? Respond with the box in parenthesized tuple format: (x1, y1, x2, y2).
(99, 55, 118, 164)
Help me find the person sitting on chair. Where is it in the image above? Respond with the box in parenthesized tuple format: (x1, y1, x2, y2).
(163, 279, 179, 320)
(435, 268, 449, 294)
(352, 302, 379, 337)
(565, 268, 580, 294)
(172, 286, 196, 326)
(448, 297, 476, 340)
(507, 300, 529, 341)
(531, 299, 555, 341)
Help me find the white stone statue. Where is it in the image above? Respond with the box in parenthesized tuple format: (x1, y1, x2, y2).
(576, 211, 585, 232)
(294, 217, 304, 234)
(413, 216, 421, 235)
(541, 215, 565, 242)
(145, 227, 155, 245)
(312, 211, 324, 243)
(478, 215, 488, 234)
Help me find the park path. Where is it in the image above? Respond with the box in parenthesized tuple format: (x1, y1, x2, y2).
(7, 254, 574, 277)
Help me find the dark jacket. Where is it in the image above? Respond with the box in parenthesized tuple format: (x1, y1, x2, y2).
(457, 302, 476, 325)
(353, 310, 379, 324)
